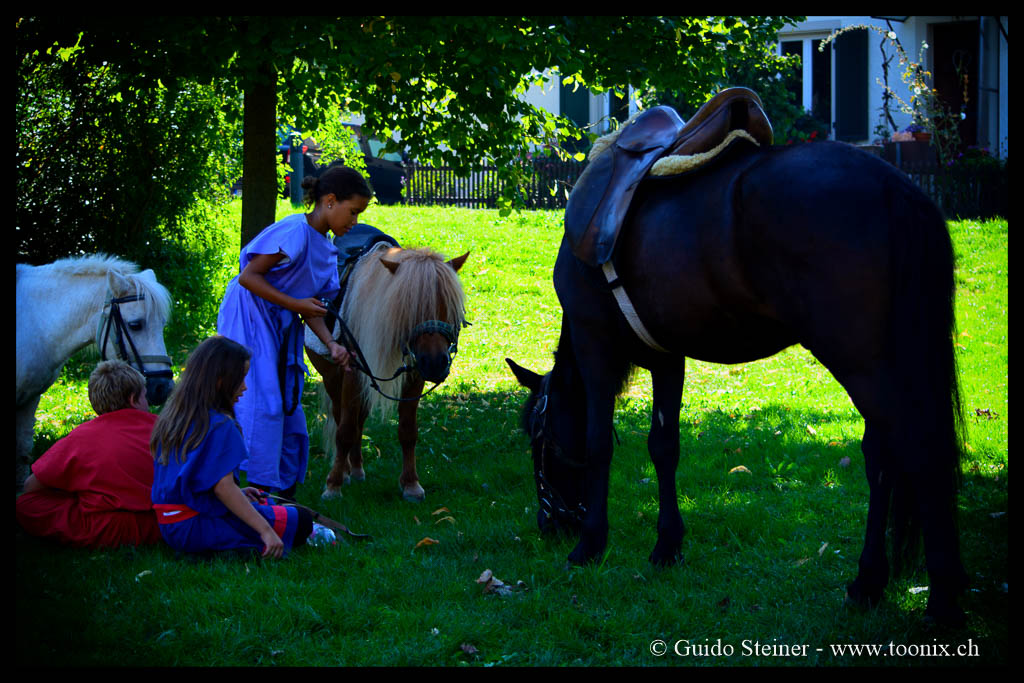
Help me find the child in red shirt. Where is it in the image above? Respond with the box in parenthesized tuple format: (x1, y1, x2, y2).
(16, 360, 163, 548)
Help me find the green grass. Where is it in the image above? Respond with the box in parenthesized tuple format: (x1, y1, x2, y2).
(17, 205, 1007, 667)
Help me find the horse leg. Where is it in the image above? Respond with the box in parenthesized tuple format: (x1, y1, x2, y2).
(845, 420, 892, 609)
(567, 336, 626, 566)
(647, 361, 686, 566)
(16, 397, 41, 489)
(323, 371, 362, 498)
(914, 465, 969, 626)
(346, 402, 369, 482)
(397, 376, 426, 502)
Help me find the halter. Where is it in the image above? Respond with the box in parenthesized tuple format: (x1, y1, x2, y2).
(322, 298, 466, 403)
(528, 373, 588, 527)
(96, 292, 173, 385)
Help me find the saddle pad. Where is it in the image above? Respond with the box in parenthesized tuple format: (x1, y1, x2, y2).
(649, 129, 760, 177)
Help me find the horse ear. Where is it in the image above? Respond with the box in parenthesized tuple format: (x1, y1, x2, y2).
(106, 269, 132, 296)
(505, 358, 543, 393)
(380, 256, 400, 274)
(448, 251, 470, 273)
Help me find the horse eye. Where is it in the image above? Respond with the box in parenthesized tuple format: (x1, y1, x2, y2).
(127, 320, 145, 332)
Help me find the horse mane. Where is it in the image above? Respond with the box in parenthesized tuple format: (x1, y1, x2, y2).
(42, 253, 172, 322)
(342, 243, 466, 418)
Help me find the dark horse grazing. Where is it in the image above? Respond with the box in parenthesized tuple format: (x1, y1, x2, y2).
(507, 102, 967, 625)
(306, 230, 468, 502)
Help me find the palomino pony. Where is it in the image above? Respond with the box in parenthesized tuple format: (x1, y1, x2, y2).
(508, 107, 967, 625)
(305, 236, 468, 502)
(16, 254, 174, 485)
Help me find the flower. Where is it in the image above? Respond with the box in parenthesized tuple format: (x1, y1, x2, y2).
(904, 123, 926, 133)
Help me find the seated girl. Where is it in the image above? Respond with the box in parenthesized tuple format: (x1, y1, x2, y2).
(150, 335, 314, 558)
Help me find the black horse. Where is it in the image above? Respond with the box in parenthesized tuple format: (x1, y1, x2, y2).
(507, 137, 967, 625)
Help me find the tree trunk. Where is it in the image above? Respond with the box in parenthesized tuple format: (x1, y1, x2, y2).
(240, 65, 278, 248)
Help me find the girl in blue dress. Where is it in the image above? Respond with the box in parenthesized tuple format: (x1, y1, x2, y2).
(150, 335, 312, 558)
(217, 165, 372, 497)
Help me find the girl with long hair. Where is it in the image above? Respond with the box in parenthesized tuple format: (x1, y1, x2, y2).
(150, 335, 313, 558)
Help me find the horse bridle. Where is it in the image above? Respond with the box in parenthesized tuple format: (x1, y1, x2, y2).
(96, 292, 173, 386)
(528, 373, 588, 527)
(321, 298, 466, 403)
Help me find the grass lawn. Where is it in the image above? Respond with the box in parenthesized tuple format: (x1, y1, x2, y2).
(16, 204, 1007, 667)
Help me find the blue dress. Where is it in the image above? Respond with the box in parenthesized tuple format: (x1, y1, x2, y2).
(217, 214, 340, 490)
(152, 411, 303, 555)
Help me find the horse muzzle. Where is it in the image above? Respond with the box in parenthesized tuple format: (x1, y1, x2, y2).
(146, 373, 175, 406)
(405, 320, 459, 384)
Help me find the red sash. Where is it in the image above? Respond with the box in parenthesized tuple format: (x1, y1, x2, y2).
(153, 503, 200, 524)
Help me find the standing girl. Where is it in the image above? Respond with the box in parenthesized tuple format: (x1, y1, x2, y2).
(217, 165, 372, 497)
(150, 335, 313, 558)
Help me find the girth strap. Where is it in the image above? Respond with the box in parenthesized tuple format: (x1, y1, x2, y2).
(601, 261, 668, 353)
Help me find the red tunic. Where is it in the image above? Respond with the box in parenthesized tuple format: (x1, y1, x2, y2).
(16, 409, 161, 548)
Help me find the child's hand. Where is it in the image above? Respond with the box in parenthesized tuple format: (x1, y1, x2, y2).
(328, 341, 351, 369)
(260, 527, 285, 559)
(294, 297, 328, 318)
(240, 487, 264, 503)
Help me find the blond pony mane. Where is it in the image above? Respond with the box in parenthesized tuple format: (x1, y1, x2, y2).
(342, 243, 466, 418)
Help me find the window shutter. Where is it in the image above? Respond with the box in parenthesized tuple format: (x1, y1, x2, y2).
(835, 30, 868, 141)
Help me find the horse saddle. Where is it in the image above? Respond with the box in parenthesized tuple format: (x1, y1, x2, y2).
(324, 223, 400, 334)
(565, 87, 774, 267)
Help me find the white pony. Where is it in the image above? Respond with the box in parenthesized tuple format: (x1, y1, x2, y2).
(16, 254, 174, 486)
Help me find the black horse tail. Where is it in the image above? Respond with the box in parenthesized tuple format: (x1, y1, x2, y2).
(885, 184, 966, 576)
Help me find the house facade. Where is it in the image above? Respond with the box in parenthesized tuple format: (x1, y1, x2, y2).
(523, 16, 1008, 158)
(778, 16, 1008, 157)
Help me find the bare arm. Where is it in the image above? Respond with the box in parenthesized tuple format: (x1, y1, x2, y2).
(238, 252, 328, 319)
(212, 473, 284, 559)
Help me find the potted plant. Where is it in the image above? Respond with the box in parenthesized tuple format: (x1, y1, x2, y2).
(906, 123, 931, 143)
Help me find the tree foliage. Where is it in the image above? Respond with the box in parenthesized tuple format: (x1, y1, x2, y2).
(17, 16, 802, 252)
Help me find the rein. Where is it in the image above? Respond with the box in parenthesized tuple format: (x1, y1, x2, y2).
(96, 292, 173, 385)
(529, 373, 588, 526)
(318, 297, 465, 403)
(259, 491, 372, 541)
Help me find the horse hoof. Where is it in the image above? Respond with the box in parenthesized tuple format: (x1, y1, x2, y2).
(845, 579, 884, 610)
(350, 468, 366, 482)
(321, 487, 343, 500)
(401, 483, 425, 502)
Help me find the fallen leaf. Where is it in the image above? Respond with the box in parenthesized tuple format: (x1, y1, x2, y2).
(432, 507, 450, 515)
(729, 465, 751, 474)
(818, 542, 829, 556)
(135, 570, 152, 582)
(793, 558, 811, 567)
(414, 537, 440, 549)
(413, 516, 421, 525)
(476, 569, 515, 596)
(908, 586, 929, 595)
(839, 456, 851, 468)
(460, 643, 479, 656)
(434, 516, 456, 525)
(806, 424, 817, 436)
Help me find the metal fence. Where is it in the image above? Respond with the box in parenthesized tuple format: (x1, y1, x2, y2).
(402, 150, 1006, 220)
(899, 160, 1008, 220)
(404, 158, 586, 210)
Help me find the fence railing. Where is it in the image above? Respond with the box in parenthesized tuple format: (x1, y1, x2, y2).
(404, 158, 586, 210)
(899, 160, 1008, 220)
(402, 150, 1006, 220)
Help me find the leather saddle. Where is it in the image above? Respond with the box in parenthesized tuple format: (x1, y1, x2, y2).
(565, 87, 774, 267)
(324, 223, 399, 334)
